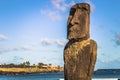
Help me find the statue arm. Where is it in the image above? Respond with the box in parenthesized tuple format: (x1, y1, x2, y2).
(88, 40, 97, 77)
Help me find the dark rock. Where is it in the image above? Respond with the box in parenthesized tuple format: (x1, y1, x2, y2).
(67, 3, 90, 40)
(64, 3, 97, 80)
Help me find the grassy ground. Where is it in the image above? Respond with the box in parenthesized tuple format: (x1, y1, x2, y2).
(0, 67, 52, 73)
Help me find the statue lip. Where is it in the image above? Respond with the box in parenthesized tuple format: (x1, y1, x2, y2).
(68, 30, 72, 32)
(68, 29, 80, 33)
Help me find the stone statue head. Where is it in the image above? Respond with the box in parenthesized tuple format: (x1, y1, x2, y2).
(67, 3, 90, 40)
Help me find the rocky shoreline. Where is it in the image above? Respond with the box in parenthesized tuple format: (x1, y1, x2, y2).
(0, 71, 63, 75)
(0, 71, 30, 75)
(0, 67, 63, 75)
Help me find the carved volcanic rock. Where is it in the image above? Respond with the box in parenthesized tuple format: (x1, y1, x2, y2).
(64, 3, 97, 80)
(64, 39, 97, 80)
(67, 3, 90, 40)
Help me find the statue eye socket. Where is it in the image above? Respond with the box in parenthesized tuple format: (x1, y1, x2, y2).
(81, 7, 88, 11)
(70, 8, 76, 15)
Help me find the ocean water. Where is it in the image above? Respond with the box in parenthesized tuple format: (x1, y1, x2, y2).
(0, 72, 64, 80)
(0, 72, 120, 80)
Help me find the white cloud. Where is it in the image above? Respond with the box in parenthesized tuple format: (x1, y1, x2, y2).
(10, 45, 32, 51)
(40, 0, 75, 21)
(49, 11, 62, 21)
(0, 34, 9, 41)
(19, 45, 32, 50)
(51, 0, 95, 12)
(0, 45, 32, 54)
(51, 0, 75, 11)
(40, 38, 68, 47)
(40, 10, 62, 21)
(40, 38, 54, 46)
(12, 56, 24, 63)
(51, 0, 67, 11)
(55, 39, 68, 47)
(0, 43, 3, 47)
(51, 0, 65, 11)
(0, 48, 11, 53)
(85, 0, 95, 12)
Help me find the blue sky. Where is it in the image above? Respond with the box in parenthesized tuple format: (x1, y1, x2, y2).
(0, 0, 120, 69)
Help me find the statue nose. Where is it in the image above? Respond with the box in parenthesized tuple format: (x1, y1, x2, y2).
(71, 11, 79, 25)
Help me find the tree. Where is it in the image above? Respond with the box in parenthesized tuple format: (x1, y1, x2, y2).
(25, 61, 30, 66)
(38, 62, 44, 67)
(20, 61, 30, 68)
(8, 63, 15, 68)
(48, 63, 52, 66)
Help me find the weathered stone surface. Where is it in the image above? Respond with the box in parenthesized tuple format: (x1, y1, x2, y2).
(64, 39, 97, 80)
(64, 3, 97, 80)
(67, 3, 90, 40)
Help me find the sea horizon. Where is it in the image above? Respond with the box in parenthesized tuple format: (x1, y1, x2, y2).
(0, 71, 120, 80)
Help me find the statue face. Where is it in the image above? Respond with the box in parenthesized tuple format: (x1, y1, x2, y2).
(67, 3, 90, 40)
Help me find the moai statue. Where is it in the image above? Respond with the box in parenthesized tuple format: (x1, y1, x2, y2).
(64, 3, 97, 80)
